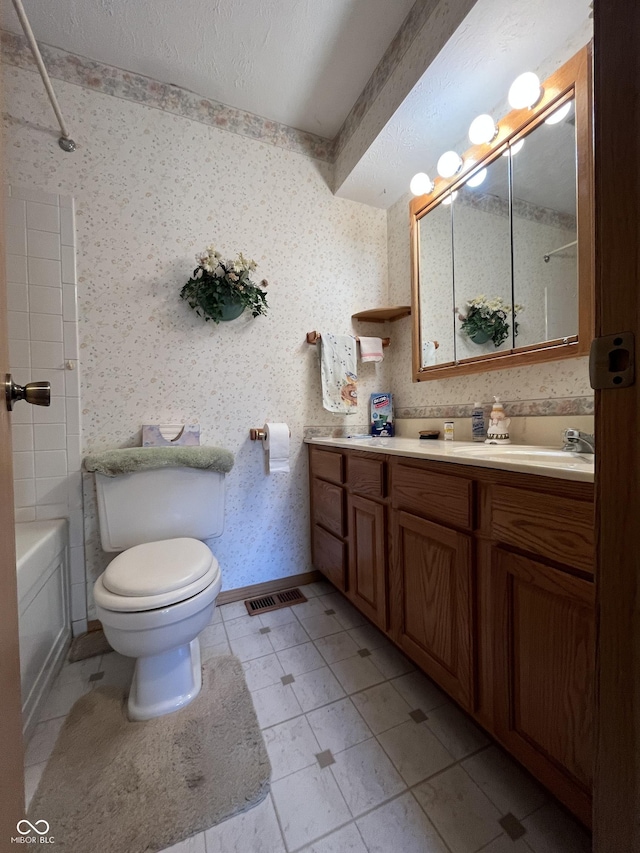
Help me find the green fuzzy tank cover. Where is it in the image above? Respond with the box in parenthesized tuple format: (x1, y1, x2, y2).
(84, 446, 234, 477)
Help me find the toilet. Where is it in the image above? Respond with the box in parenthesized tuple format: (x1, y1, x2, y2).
(90, 462, 228, 721)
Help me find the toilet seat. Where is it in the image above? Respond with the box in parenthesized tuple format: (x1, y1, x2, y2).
(104, 538, 213, 596)
(95, 537, 220, 613)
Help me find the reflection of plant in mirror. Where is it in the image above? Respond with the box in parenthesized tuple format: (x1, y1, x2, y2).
(458, 295, 523, 347)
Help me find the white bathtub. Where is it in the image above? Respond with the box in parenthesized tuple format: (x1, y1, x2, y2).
(16, 520, 70, 740)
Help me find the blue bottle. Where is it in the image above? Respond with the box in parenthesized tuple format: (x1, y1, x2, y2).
(472, 402, 485, 442)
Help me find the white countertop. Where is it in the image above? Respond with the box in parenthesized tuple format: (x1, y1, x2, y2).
(306, 437, 594, 483)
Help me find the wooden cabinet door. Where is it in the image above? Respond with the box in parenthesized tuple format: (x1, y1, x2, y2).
(312, 524, 347, 591)
(390, 511, 473, 709)
(311, 477, 345, 537)
(347, 495, 387, 630)
(493, 547, 594, 827)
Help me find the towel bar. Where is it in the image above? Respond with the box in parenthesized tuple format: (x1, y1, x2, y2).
(305, 331, 391, 347)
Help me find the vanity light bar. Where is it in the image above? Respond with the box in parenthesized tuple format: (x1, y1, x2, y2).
(410, 68, 547, 196)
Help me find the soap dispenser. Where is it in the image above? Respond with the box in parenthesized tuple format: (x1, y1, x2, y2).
(485, 396, 511, 444)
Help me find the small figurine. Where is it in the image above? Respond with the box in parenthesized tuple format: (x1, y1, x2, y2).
(485, 396, 511, 444)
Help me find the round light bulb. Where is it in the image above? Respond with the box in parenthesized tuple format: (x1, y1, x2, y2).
(442, 191, 458, 206)
(502, 138, 525, 157)
(409, 172, 434, 196)
(508, 72, 542, 109)
(545, 101, 572, 125)
(466, 168, 487, 188)
(468, 114, 498, 145)
(437, 151, 463, 179)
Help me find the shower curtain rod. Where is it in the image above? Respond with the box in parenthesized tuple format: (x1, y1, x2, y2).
(11, 0, 76, 152)
(543, 239, 577, 262)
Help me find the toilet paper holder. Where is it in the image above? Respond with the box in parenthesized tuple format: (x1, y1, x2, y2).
(249, 427, 291, 441)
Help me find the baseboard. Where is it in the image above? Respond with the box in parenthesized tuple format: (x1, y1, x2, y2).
(217, 571, 321, 606)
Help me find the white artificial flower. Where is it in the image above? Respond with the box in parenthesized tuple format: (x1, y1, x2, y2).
(194, 267, 203, 279)
(213, 264, 224, 277)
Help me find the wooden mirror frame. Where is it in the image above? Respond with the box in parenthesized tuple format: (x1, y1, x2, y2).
(410, 44, 593, 382)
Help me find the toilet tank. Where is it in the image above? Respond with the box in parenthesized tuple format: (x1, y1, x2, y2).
(95, 467, 226, 552)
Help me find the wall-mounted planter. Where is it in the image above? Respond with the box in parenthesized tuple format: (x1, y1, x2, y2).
(219, 296, 245, 321)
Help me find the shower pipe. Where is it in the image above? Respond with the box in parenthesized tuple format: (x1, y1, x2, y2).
(10, 0, 76, 152)
(543, 239, 577, 263)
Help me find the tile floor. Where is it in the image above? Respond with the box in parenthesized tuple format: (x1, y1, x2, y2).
(25, 580, 593, 853)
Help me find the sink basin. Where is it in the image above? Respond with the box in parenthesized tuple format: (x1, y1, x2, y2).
(452, 444, 594, 469)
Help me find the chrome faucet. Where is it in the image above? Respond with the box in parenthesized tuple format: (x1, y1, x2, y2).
(562, 428, 595, 454)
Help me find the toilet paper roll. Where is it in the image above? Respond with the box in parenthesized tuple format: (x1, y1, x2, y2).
(263, 422, 290, 473)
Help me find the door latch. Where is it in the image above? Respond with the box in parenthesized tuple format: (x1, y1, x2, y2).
(589, 332, 635, 390)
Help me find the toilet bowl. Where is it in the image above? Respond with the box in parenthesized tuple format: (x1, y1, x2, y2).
(94, 537, 222, 721)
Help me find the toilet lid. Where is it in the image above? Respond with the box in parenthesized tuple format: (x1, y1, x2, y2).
(103, 538, 213, 597)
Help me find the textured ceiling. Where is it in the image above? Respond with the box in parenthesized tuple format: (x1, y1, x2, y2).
(336, 0, 593, 208)
(0, 0, 415, 139)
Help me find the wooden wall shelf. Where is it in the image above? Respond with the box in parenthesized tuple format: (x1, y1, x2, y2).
(352, 306, 411, 323)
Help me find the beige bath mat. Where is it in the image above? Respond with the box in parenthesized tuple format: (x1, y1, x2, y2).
(29, 656, 270, 852)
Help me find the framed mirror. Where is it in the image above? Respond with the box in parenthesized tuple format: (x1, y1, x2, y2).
(410, 45, 593, 381)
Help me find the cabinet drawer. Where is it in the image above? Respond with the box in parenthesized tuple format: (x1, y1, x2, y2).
(312, 524, 347, 591)
(312, 477, 345, 537)
(309, 447, 344, 484)
(348, 455, 385, 499)
(491, 486, 594, 574)
(391, 461, 473, 531)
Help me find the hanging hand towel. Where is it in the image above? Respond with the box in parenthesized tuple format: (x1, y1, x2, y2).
(358, 336, 384, 363)
(422, 340, 437, 366)
(320, 333, 358, 414)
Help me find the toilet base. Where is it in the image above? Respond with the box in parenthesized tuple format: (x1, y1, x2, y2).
(128, 637, 203, 722)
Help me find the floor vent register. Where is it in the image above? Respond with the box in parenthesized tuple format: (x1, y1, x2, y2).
(244, 587, 307, 615)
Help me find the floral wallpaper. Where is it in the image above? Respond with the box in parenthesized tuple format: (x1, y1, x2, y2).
(2, 64, 389, 618)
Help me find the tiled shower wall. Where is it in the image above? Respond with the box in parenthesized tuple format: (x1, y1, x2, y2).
(5, 186, 86, 636)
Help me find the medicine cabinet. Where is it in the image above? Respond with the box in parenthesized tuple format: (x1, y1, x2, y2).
(410, 45, 593, 381)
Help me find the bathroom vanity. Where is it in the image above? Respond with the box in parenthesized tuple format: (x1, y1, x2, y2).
(307, 437, 594, 827)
